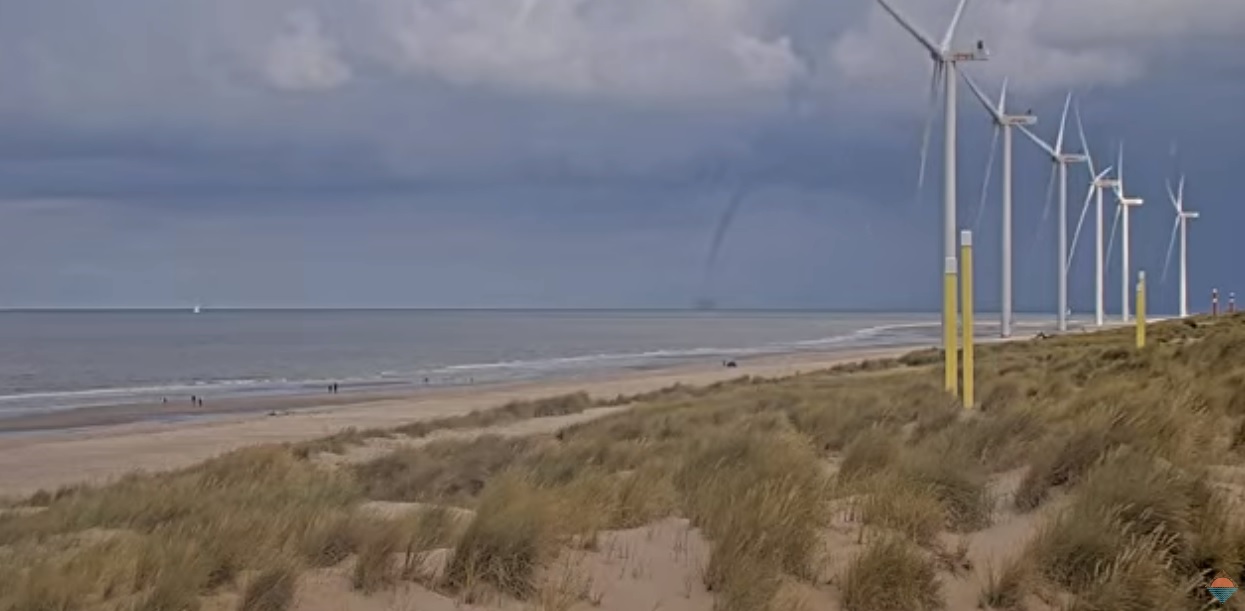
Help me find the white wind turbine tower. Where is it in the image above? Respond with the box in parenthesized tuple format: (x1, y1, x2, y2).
(1161, 176, 1198, 318)
(1017, 94, 1087, 332)
(873, 0, 987, 346)
(1066, 105, 1115, 327)
(1105, 143, 1144, 322)
(961, 72, 1035, 338)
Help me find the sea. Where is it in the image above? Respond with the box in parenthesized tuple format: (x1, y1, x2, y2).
(0, 309, 1053, 418)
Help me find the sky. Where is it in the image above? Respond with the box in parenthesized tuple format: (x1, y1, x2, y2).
(0, 0, 1242, 312)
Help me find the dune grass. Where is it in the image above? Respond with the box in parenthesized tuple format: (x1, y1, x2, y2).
(5, 314, 1245, 610)
(840, 534, 942, 611)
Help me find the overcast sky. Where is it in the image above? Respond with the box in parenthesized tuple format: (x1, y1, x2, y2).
(1, 0, 1242, 312)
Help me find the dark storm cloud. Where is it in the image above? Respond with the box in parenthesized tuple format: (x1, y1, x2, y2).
(0, 0, 1243, 310)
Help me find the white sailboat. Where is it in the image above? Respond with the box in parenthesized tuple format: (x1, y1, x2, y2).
(193, 303, 202, 314)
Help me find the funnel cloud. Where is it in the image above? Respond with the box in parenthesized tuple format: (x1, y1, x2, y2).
(696, 182, 755, 309)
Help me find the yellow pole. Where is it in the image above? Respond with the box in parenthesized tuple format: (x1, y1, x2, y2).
(960, 231, 974, 408)
(1136, 270, 1147, 349)
(944, 256, 959, 396)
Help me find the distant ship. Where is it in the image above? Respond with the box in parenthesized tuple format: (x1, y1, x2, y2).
(193, 303, 202, 314)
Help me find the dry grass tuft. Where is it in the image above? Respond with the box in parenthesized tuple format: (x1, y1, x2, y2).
(1031, 446, 1244, 600)
(0, 445, 356, 607)
(1062, 531, 1188, 611)
(355, 436, 533, 505)
(856, 473, 946, 545)
(677, 429, 826, 610)
(838, 426, 900, 480)
(1013, 421, 1123, 511)
(351, 518, 401, 593)
(897, 441, 992, 531)
(443, 472, 558, 600)
(239, 565, 297, 611)
(301, 512, 358, 568)
(840, 534, 943, 611)
(978, 557, 1030, 610)
(395, 392, 594, 439)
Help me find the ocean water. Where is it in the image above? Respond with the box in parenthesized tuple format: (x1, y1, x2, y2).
(0, 309, 1039, 417)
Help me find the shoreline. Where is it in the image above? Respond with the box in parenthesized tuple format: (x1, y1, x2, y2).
(0, 344, 928, 437)
(0, 346, 920, 497)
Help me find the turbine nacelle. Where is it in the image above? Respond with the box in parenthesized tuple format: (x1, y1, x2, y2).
(1121, 197, 1144, 207)
(1004, 115, 1037, 127)
(1183, 211, 1200, 219)
(948, 46, 989, 62)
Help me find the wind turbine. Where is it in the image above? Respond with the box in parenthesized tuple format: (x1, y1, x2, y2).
(873, 0, 986, 370)
(1105, 143, 1144, 322)
(1161, 176, 1198, 318)
(1017, 93, 1087, 332)
(1066, 105, 1115, 327)
(961, 72, 1035, 338)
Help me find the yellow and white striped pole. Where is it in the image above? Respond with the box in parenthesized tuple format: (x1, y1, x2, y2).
(944, 256, 959, 397)
(1136, 271, 1147, 349)
(960, 231, 975, 409)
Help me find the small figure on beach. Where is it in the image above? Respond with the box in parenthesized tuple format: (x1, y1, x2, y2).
(162, 397, 168, 405)
(725, 360, 738, 368)
(333, 383, 339, 394)
(424, 377, 429, 385)
(191, 395, 197, 405)
(197, 397, 204, 407)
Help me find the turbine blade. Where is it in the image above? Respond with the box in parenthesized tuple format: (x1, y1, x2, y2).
(874, 0, 941, 56)
(1027, 163, 1058, 258)
(961, 70, 1003, 123)
(1161, 217, 1180, 284)
(1167, 179, 1179, 212)
(1075, 100, 1094, 177)
(1068, 183, 1095, 274)
(1178, 175, 1185, 206)
(1105, 204, 1122, 270)
(915, 62, 941, 204)
(940, 0, 970, 51)
(998, 77, 1008, 113)
(973, 124, 1000, 234)
(1017, 124, 1057, 159)
(1055, 93, 1071, 155)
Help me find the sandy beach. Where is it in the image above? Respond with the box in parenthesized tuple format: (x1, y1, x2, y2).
(0, 346, 915, 498)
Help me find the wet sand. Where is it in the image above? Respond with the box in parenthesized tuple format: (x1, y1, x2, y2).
(0, 346, 920, 497)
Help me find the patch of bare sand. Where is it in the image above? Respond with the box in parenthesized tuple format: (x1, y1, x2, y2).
(566, 517, 713, 611)
(0, 348, 911, 497)
(938, 468, 1067, 611)
(284, 517, 711, 611)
